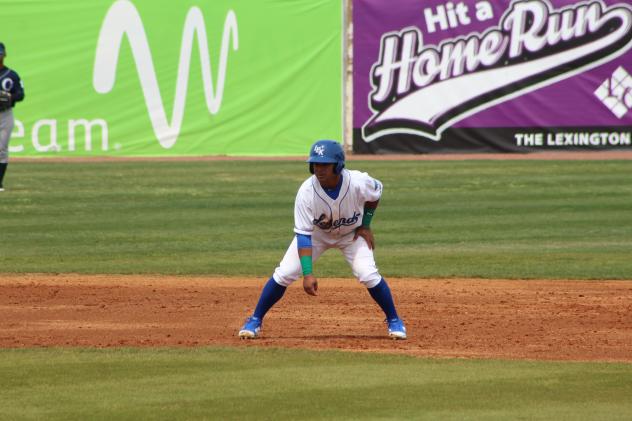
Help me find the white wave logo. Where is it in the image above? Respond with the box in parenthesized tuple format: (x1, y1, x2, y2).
(93, 0, 238, 149)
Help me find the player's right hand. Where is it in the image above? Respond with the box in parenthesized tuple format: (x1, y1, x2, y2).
(303, 274, 318, 296)
(354, 226, 375, 249)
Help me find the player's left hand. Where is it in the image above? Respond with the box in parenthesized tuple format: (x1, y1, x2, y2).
(354, 226, 375, 249)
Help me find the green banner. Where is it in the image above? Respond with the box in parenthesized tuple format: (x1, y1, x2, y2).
(2, 0, 342, 156)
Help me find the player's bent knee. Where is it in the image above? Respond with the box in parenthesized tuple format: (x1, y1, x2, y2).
(273, 271, 300, 287)
(357, 272, 382, 289)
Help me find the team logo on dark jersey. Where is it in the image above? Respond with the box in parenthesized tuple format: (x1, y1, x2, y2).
(313, 212, 360, 230)
(1, 78, 13, 91)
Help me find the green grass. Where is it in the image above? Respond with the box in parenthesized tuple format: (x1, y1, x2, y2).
(0, 347, 631, 421)
(2, 161, 631, 420)
(1, 160, 631, 278)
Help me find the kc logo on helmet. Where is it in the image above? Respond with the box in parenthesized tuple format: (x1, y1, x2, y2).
(314, 145, 325, 156)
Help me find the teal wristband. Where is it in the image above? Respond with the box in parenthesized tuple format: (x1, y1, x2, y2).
(300, 255, 313, 276)
(362, 208, 375, 227)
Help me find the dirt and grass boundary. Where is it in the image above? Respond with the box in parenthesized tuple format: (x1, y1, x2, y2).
(2, 274, 631, 362)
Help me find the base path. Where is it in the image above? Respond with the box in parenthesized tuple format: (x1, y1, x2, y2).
(1, 274, 631, 362)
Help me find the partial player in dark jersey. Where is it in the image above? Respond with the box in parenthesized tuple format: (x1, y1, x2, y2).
(0, 42, 25, 192)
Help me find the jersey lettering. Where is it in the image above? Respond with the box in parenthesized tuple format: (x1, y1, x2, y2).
(294, 169, 382, 236)
(313, 211, 360, 230)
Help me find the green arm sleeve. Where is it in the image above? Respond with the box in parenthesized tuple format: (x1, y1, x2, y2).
(299, 255, 313, 276)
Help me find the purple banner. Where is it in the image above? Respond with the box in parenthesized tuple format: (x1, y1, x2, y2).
(353, 0, 632, 153)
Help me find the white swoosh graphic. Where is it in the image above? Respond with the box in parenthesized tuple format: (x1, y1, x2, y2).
(93, 0, 238, 149)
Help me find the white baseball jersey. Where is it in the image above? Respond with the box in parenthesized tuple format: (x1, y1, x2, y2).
(272, 169, 384, 288)
(293, 169, 383, 237)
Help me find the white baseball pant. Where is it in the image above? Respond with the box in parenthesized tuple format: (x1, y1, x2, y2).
(272, 231, 382, 288)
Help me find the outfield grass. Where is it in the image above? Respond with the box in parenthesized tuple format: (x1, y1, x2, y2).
(1, 160, 631, 278)
(1, 347, 631, 421)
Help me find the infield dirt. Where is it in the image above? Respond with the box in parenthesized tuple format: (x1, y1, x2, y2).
(1, 274, 631, 362)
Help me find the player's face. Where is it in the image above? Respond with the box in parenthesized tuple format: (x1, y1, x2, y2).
(313, 163, 338, 188)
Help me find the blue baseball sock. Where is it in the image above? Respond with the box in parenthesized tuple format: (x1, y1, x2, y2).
(368, 278, 399, 320)
(253, 277, 287, 320)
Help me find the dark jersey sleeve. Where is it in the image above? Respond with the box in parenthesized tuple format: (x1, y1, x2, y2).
(9, 70, 24, 104)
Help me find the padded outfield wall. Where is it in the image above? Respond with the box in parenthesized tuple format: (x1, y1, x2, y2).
(2, 0, 342, 157)
(352, 0, 632, 154)
(5, 0, 631, 157)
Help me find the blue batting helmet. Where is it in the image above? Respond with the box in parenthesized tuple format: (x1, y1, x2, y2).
(307, 140, 345, 174)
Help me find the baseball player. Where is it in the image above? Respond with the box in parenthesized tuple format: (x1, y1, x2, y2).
(0, 42, 25, 192)
(239, 140, 407, 339)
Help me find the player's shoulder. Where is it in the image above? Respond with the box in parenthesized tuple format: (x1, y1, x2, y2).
(346, 169, 370, 177)
(346, 169, 377, 184)
(297, 176, 315, 195)
(346, 169, 382, 195)
(1, 67, 19, 79)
